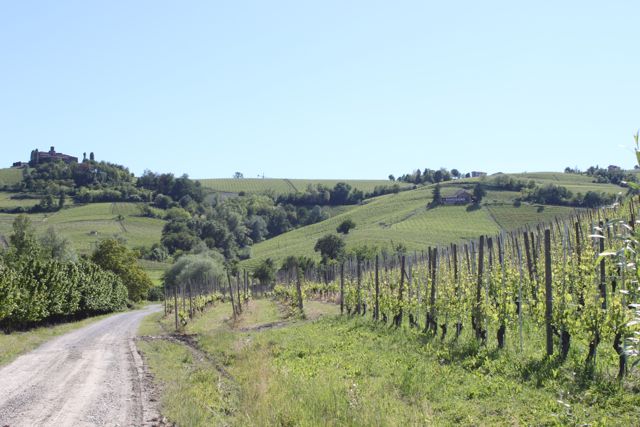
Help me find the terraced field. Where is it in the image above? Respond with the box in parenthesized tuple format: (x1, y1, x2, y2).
(0, 168, 23, 186)
(0, 201, 164, 255)
(0, 192, 41, 209)
(510, 172, 624, 196)
(198, 178, 409, 195)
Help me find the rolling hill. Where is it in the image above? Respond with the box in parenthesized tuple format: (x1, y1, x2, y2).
(198, 177, 410, 195)
(242, 180, 583, 267)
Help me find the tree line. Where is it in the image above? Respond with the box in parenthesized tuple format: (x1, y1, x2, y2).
(0, 215, 152, 331)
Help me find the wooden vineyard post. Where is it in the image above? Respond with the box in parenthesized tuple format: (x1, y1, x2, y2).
(497, 234, 507, 349)
(236, 273, 242, 313)
(544, 229, 553, 357)
(515, 236, 524, 352)
(356, 257, 362, 315)
(295, 265, 304, 313)
(174, 284, 179, 331)
(188, 280, 193, 319)
(523, 231, 536, 305)
(599, 221, 607, 309)
(227, 271, 237, 319)
(428, 247, 438, 335)
(374, 255, 380, 321)
(163, 283, 167, 316)
(394, 255, 405, 327)
(340, 262, 345, 315)
(473, 236, 486, 342)
(453, 244, 462, 339)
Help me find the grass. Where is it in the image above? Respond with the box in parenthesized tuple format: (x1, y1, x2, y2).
(0, 191, 41, 209)
(0, 168, 23, 186)
(245, 184, 499, 267)
(244, 173, 623, 267)
(0, 312, 117, 367)
(510, 172, 624, 196)
(138, 298, 640, 426)
(198, 178, 410, 195)
(0, 201, 164, 255)
(138, 259, 170, 286)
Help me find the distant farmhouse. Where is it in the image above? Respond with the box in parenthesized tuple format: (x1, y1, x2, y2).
(442, 189, 473, 205)
(12, 147, 79, 168)
(470, 171, 487, 178)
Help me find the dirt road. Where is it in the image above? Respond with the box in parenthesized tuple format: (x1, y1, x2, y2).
(0, 305, 162, 427)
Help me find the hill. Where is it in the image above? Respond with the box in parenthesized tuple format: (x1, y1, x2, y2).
(198, 178, 410, 195)
(0, 168, 23, 187)
(0, 199, 164, 255)
(243, 172, 624, 267)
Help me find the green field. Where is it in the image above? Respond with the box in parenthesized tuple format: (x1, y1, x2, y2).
(510, 172, 624, 196)
(0, 201, 164, 255)
(0, 168, 23, 186)
(243, 181, 586, 267)
(138, 299, 640, 426)
(0, 192, 41, 209)
(198, 178, 409, 195)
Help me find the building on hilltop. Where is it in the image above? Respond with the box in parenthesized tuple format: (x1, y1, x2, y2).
(470, 171, 487, 178)
(442, 189, 473, 205)
(29, 147, 78, 166)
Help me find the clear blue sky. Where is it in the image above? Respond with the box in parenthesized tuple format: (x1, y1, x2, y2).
(1, 1, 639, 179)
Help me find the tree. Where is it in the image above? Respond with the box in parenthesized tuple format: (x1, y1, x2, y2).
(473, 183, 486, 205)
(90, 152, 95, 161)
(430, 183, 442, 207)
(58, 191, 66, 208)
(233, 172, 244, 179)
(253, 258, 276, 286)
(40, 227, 76, 262)
(451, 169, 461, 179)
(9, 215, 39, 257)
(388, 174, 395, 181)
(91, 239, 152, 302)
(314, 234, 345, 264)
(336, 218, 356, 234)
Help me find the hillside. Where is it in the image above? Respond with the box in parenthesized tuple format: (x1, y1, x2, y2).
(0, 168, 23, 187)
(0, 200, 164, 255)
(244, 187, 566, 267)
(198, 177, 410, 195)
(243, 173, 624, 267)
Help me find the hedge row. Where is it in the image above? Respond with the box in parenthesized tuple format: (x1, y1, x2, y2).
(0, 257, 128, 330)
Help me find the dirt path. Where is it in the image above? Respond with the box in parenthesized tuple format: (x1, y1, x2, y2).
(0, 305, 162, 427)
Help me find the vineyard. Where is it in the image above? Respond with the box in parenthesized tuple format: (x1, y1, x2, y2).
(163, 198, 640, 379)
(0, 201, 164, 255)
(198, 177, 411, 195)
(244, 183, 581, 267)
(267, 201, 640, 378)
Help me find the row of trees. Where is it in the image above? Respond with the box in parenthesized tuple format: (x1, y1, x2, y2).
(393, 167, 462, 185)
(0, 216, 151, 330)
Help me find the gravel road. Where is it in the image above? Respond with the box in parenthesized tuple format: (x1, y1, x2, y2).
(0, 305, 162, 427)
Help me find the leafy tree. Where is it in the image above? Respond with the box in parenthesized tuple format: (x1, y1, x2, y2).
(430, 183, 442, 207)
(451, 169, 460, 179)
(9, 215, 39, 258)
(233, 172, 244, 179)
(314, 234, 345, 263)
(336, 218, 356, 234)
(388, 174, 395, 181)
(40, 227, 76, 262)
(473, 183, 486, 204)
(91, 239, 152, 302)
(253, 258, 276, 286)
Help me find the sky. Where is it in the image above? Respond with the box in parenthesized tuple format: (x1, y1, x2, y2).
(1, 1, 639, 179)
